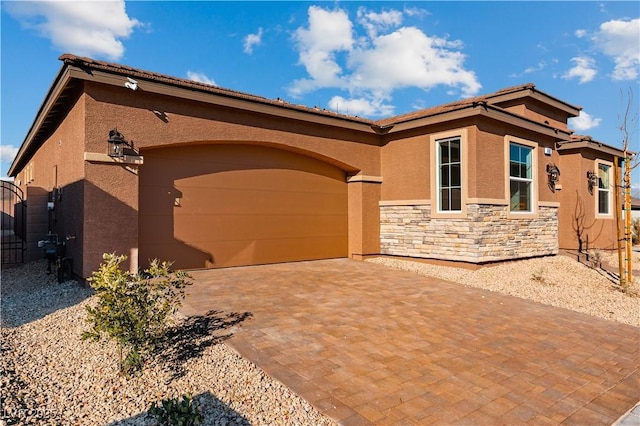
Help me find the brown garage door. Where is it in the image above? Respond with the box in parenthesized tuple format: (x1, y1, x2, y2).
(139, 144, 348, 269)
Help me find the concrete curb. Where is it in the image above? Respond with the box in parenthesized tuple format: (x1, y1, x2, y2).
(612, 402, 640, 426)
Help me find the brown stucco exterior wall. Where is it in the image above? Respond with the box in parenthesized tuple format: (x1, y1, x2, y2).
(83, 162, 139, 277)
(475, 120, 560, 204)
(498, 99, 571, 132)
(16, 92, 86, 274)
(380, 120, 479, 201)
(83, 83, 381, 174)
(557, 149, 619, 251)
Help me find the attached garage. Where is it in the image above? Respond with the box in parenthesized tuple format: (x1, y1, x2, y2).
(139, 144, 349, 269)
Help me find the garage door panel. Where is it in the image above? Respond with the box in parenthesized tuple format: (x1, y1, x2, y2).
(140, 144, 348, 269)
(196, 236, 347, 267)
(174, 213, 347, 242)
(139, 185, 179, 212)
(139, 214, 175, 244)
(177, 169, 345, 193)
(137, 241, 213, 268)
(173, 187, 347, 216)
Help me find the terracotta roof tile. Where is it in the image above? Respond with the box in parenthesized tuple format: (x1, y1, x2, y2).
(376, 83, 540, 126)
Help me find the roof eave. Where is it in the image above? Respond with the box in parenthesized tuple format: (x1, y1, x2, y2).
(556, 139, 629, 157)
(383, 102, 573, 140)
(8, 64, 73, 177)
(487, 86, 582, 117)
(59, 54, 374, 128)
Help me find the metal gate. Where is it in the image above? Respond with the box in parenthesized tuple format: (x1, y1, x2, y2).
(1, 180, 26, 264)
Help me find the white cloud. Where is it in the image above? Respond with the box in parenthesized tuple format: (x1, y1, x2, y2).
(569, 111, 602, 131)
(289, 6, 481, 116)
(562, 56, 597, 84)
(524, 61, 547, 74)
(0, 145, 19, 163)
(357, 7, 403, 38)
(403, 6, 430, 19)
(4, 0, 140, 60)
(348, 27, 481, 97)
(328, 95, 395, 117)
(290, 6, 354, 95)
(575, 29, 587, 38)
(243, 28, 263, 54)
(186, 71, 216, 86)
(509, 61, 547, 78)
(593, 18, 640, 80)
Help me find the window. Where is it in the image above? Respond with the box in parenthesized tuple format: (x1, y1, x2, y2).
(509, 143, 533, 212)
(430, 129, 467, 217)
(597, 163, 611, 215)
(437, 137, 462, 212)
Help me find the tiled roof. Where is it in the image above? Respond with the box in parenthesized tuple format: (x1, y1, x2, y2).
(375, 83, 578, 126)
(59, 54, 569, 128)
(59, 54, 374, 125)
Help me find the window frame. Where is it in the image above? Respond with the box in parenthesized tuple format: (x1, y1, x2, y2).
(430, 129, 468, 218)
(504, 135, 538, 218)
(595, 159, 614, 218)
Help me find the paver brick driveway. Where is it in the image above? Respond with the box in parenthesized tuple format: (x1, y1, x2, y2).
(181, 259, 640, 425)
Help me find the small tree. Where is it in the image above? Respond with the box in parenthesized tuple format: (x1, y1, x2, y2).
(617, 88, 639, 288)
(82, 253, 193, 376)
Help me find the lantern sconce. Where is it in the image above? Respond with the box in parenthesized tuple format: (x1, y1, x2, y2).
(586, 170, 599, 194)
(546, 163, 560, 191)
(107, 128, 132, 158)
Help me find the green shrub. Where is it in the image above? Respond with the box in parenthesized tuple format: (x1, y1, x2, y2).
(82, 253, 193, 377)
(148, 394, 203, 426)
(632, 217, 640, 245)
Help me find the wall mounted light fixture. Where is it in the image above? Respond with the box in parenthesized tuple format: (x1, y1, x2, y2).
(107, 128, 127, 158)
(546, 163, 560, 191)
(586, 170, 599, 194)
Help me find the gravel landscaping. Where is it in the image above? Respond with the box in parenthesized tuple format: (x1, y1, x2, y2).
(1, 260, 336, 426)
(1, 253, 638, 425)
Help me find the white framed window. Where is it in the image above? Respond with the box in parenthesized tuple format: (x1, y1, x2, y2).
(596, 160, 613, 217)
(437, 137, 462, 212)
(430, 129, 467, 218)
(509, 143, 533, 212)
(504, 135, 537, 217)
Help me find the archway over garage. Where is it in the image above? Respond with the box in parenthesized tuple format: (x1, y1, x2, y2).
(139, 144, 348, 270)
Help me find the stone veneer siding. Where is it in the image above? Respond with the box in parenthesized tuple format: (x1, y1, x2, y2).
(380, 204, 558, 263)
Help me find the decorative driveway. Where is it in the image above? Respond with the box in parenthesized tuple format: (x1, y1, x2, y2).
(181, 259, 640, 425)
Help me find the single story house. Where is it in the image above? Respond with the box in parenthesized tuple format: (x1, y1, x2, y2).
(7, 54, 625, 278)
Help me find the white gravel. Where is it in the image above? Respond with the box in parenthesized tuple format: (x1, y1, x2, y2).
(1, 260, 336, 426)
(1, 253, 638, 425)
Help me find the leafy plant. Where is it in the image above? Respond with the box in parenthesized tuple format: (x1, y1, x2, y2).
(82, 253, 193, 377)
(148, 394, 203, 426)
(632, 217, 640, 245)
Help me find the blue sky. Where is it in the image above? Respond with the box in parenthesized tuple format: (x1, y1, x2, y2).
(1, 1, 639, 192)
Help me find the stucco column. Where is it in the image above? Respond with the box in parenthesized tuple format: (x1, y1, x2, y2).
(83, 160, 140, 278)
(347, 176, 382, 259)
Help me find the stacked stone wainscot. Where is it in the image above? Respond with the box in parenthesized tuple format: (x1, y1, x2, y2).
(379, 203, 558, 263)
